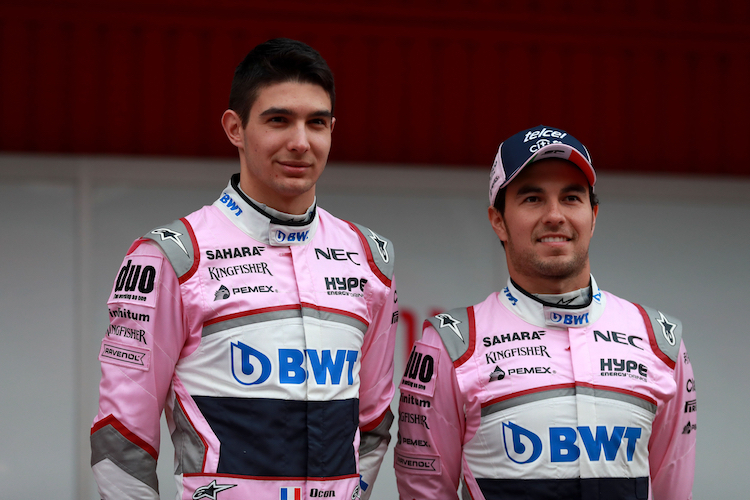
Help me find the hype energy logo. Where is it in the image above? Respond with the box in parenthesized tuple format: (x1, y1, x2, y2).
(502, 422, 643, 464)
(231, 341, 359, 386)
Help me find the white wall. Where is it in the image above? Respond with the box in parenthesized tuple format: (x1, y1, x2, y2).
(0, 154, 747, 499)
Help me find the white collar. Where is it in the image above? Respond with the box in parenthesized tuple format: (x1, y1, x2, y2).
(497, 275, 606, 328)
(212, 174, 319, 246)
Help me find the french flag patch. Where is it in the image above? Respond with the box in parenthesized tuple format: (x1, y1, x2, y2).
(280, 487, 302, 500)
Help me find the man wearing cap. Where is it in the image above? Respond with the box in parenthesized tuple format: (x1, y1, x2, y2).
(394, 125, 696, 499)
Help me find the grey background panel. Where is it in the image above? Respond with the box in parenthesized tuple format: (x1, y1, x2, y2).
(0, 155, 747, 498)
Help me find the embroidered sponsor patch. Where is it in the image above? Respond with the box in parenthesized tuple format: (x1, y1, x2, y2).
(394, 450, 441, 475)
(107, 255, 161, 308)
(99, 340, 151, 371)
(400, 343, 439, 397)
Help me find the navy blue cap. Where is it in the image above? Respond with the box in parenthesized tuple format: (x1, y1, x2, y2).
(489, 125, 596, 205)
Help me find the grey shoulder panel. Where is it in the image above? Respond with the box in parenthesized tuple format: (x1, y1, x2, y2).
(427, 307, 472, 363)
(639, 304, 683, 364)
(351, 222, 395, 280)
(142, 219, 196, 280)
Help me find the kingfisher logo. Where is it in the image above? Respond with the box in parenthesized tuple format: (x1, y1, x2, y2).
(502, 422, 643, 464)
(231, 342, 359, 386)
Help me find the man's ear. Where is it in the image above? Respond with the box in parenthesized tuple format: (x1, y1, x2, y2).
(488, 206, 508, 244)
(221, 110, 244, 149)
(331, 116, 336, 134)
(591, 203, 599, 236)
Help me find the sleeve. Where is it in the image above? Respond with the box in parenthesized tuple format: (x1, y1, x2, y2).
(648, 340, 697, 500)
(357, 276, 399, 500)
(394, 325, 466, 500)
(90, 240, 187, 499)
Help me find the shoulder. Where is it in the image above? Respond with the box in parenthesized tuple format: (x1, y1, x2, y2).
(318, 208, 395, 286)
(606, 292, 683, 369)
(634, 303, 683, 369)
(140, 216, 200, 283)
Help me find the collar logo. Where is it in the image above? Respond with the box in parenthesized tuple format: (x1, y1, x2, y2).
(656, 311, 677, 346)
(151, 228, 188, 255)
(436, 313, 463, 341)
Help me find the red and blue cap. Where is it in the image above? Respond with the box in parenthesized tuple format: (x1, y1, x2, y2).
(489, 125, 596, 206)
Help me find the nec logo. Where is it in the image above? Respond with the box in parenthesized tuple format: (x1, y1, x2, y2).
(503, 421, 642, 464)
(230, 342, 358, 386)
(315, 247, 360, 265)
(219, 193, 243, 216)
(593, 330, 644, 350)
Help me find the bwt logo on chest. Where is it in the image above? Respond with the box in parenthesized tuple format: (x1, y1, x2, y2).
(231, 341, 359, 387)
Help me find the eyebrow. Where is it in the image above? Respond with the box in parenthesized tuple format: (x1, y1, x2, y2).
(515, 183, 588, 196)
(259, 107, 333, 118)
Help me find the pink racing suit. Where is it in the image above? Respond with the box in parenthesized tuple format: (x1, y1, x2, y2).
(395, 277, 696, 500)
(91, 174, 398, 500)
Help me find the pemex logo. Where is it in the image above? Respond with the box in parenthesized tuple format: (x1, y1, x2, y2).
(502, 421, 542, 464)
(231, 341, 272, 385)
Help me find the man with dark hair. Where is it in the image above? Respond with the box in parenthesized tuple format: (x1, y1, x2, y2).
(395, 125, 696, 499)
(91, 38, 398, 500)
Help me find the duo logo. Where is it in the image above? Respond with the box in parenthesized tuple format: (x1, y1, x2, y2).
(502, 422, 642, 464)
(231, 341, 359, 386)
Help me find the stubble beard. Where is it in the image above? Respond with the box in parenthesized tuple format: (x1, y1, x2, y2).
(508, 243, 590, 283)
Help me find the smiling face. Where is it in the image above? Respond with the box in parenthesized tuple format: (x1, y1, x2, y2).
(488, 159, 598, 294)
(222, 80, 335, 214)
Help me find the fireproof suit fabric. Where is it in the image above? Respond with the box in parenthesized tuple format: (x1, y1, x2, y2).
(91, 174, 398, 500)
(395, 277, 696, 500)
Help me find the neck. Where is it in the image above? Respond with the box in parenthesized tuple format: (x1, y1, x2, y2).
(508, 268, 592, 295)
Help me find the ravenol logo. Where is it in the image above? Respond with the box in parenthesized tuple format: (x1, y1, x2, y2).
(502, 422, 643, 464)
(231, 341, 359, 386)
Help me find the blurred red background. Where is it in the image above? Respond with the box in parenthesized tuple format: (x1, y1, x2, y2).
(1, 0, 748, 176)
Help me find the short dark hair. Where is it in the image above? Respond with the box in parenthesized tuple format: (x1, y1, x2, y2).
(228, 38, 336, 126)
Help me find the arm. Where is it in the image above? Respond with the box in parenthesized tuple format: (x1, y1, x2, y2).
(357, 276, 399, 500)
(395, 325, 466, 500)
(649, 340, 697, 500)
(90, 241, 187, 499)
